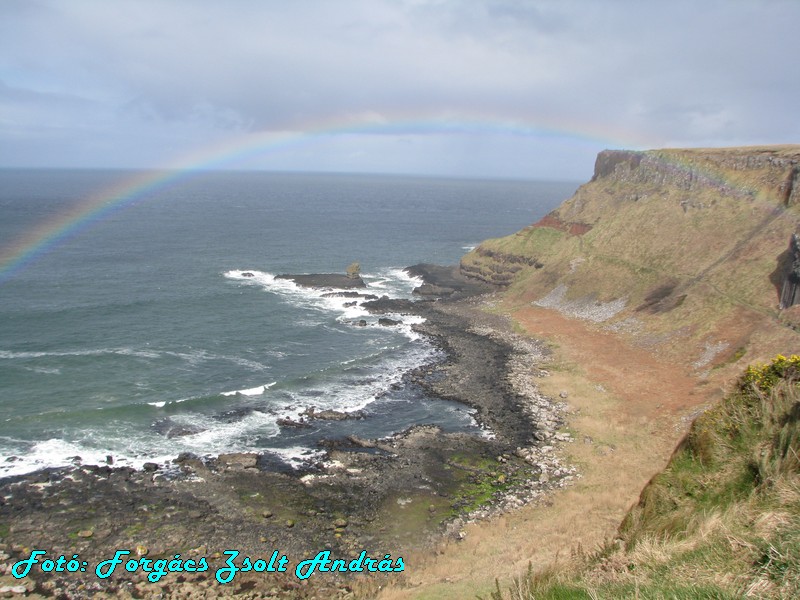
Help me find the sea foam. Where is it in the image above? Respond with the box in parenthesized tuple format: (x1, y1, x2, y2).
(221, 382, 277, 397)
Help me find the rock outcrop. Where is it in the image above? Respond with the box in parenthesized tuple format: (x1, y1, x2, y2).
(590, 147, 800, 203)
(780, 233, 800, 308)
(459, 246, 543, 287)
(404, 263, 493, 296)
(276, 273, 366, 288)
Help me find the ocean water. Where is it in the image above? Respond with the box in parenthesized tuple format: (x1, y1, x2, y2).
(0, 170, 576, 476)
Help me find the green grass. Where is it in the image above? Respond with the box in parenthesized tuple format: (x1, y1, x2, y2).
(445, 453, 531, 518)
(474, 227, 566, 260)
(482, 356, 800, 599)
(447, 455, 506, 516)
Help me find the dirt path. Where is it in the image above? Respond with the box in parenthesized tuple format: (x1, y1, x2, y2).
(376, 303, 718, 600)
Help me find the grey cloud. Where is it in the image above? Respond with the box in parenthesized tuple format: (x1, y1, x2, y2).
(0, 0, 798, 178)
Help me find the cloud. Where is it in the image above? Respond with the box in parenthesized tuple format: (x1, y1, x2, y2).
(0, 0, 798, 178)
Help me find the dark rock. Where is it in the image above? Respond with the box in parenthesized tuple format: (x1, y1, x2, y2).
(410, 305, 538, 447)
(142, 462, 159, 472)
(175, 452, 200, 464)
(321, 291, 378, 300)
(378, 317, 401, 326)
(413, 283, 455, 297)
(406, 263, 493, 296)
(301, 407, 364, 421)
(356, 319, 367, 327)
(780, 233, 800, 309)
(241, 272, 255, 277)
(362, 297, 415, 314)
(780, 165, 800, 206)
(276, 417, 312, 429)
(109, 467, 135, 482)
(276, 273, 367, 289)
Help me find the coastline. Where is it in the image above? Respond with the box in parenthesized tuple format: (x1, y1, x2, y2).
(0, 272, 576, 599)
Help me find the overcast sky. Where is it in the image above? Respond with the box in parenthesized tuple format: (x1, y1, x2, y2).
(1, 0, 798, 180)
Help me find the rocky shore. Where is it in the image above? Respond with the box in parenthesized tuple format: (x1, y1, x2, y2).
(0, 268, 577, 599)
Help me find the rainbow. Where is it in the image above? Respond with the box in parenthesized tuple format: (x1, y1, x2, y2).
(0, 114, 644, 283)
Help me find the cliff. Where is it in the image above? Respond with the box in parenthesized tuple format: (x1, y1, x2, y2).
(461, 145, 800, 368)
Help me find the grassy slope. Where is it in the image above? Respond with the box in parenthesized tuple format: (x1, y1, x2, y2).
(462, 146, 800, 372)
(484, 356, 800, 600)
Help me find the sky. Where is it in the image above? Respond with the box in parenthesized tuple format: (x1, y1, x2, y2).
(1, 0, 799, 181)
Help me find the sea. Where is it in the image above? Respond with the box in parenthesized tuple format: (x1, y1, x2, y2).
(0, 170, 577, 476)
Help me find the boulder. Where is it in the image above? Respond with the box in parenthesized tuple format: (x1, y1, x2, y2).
(302, 407, 364, 421)
(378, 317, 401, 326)
(276, 417, 311, 429)
(175, 452, 200, 464)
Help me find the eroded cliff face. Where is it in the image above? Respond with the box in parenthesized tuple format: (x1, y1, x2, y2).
(457, 246, 542, 287)
(590, 147, 800, 205)
(461, 145, 800, 367)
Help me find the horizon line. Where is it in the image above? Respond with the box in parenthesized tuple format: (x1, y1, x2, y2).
(0, 165, 588, 183)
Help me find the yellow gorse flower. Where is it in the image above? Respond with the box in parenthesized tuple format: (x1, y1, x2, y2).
(741, 354, 800, 392)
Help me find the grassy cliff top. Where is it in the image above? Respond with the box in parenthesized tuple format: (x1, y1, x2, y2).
(652, 145, 800, 155)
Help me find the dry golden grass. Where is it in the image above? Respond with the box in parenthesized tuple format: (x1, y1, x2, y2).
(373, 303, 716, 600)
